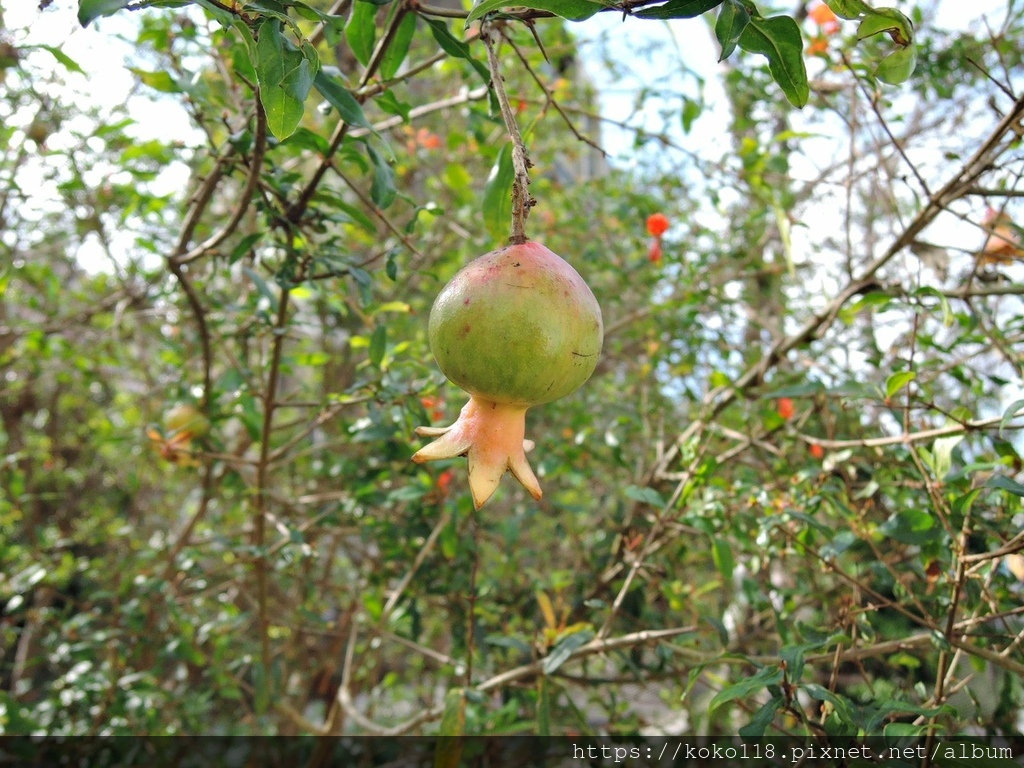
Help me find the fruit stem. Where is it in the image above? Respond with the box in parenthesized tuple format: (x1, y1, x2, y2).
(483, 24, 533, 245)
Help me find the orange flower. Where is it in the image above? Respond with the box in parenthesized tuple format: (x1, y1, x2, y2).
(809, 443, 825, 460)
(808, 1, 841, 35)
(415, 128, 442, 150)
(777, 397, 795, 420)
(437, 469, 454, 493)
(420, 395, 445, 421)
(979, 207, 1024, 264)
(806, 37, 829, 56)
(646, 213, 670, 237)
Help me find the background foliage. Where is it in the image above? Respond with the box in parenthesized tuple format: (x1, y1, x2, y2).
(3, 0, 1024, 740)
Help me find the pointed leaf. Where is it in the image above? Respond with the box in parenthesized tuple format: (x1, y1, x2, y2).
(708, 666, 784, 712)
(423, 18, 490, 82)
(987, 474, 1024, 498)
(711, 537, 735, 582)
(537, 591, 557, 630)
(255, 20, 307, 139)
(313, 68, 374, 132)
(738, 696, 782, 738)
(482, 142, 514, 241)
(624, 484, 665, 507)
(885, 370, 916, 398)
(25, 44, 85, 74)
(77, 0, 129, 26)
(434, 689, 465, 768)
(536, 677, 552, 736)
(369, 324, 386, 367)
(367, 143, 396, 209)
(823, 0, 873, 19)
(380, 12, 417, 80)
(346, 0, 376, 66)
(738, 15, 808, 108)
(541, 629, 594, 674)
(467, 0, 602, 23)
(875, 42, 916, 84)
(1000, 398, 1024, 436)
(636, 0, 723, 20)
(857, 8, 913, 45)
(715, 0, 750, 60)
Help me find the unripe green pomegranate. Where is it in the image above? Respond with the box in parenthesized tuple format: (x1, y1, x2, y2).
(163, 403, 210, 440)
(413, 241, 602, 509)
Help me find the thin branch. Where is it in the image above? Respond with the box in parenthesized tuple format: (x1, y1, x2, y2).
(328, 166, 426, 261)
(499, 28, 607, 159)
(483, 24, 534, 244)
(800, 414, 1019, 450)
(174, 104, 267, 266)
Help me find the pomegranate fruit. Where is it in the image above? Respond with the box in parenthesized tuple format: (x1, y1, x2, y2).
(163, 403, 210, 440)
(413, 241, 603, 509)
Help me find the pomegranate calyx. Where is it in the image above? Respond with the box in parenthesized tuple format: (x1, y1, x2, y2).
(412, 396, 542, 509)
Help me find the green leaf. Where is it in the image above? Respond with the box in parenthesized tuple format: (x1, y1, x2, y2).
(715, 0, 749, 61)
(230, 233, 263, 264)
(987, 474, 1024, 498)
(913, 285, 953, 327)
(1000, 398, 1024, 436)
(823, 0, 873, 19)
(423, 18, 490, 83)
(24, 44, 85, 74)
(708, 666, 783, 712)
(738, 696, 782, 738)
(541, 629, 594, 674)
(244, 0, 296, 25)
(864, 699, 955, 733)
(130, 69, 181, 93)
(77, 0, 129, 26)
(931, 434, 963, 480)
(367, 143, 396, 209)
(313, 68, 374, 131)
(635, 0, 723, 19)
(738, 15, 809, 108)
(434, 689, 466, 767)
(711, 537, 734, 582)
(482, 142, 514, 242)
(380, 12, 417, 80)
(369, 324, 387, 367)
(282, 127, 330, 155)
(879, 508, 938, 545)
(624, 485, 665, 508)
(280, 43, 318, 103)
(254, 20, 308, 139)
(857, 7, 913, 46)
(680, 96, 702, 134)
(466, 0, 603, 23)
(802, 684, 858, 726)
(885, 370, 916, 398)
(377, 89, 412, 122)
(536, 676, 551, 736)
(346, 0, 376, 66)
(875, 42, 916, 84)
(883, 722, 930, 737)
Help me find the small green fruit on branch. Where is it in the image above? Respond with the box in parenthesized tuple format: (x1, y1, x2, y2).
(413, 242, 603, 509)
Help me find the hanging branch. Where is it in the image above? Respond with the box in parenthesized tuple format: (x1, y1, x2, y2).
(483, 23, 534, 244)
